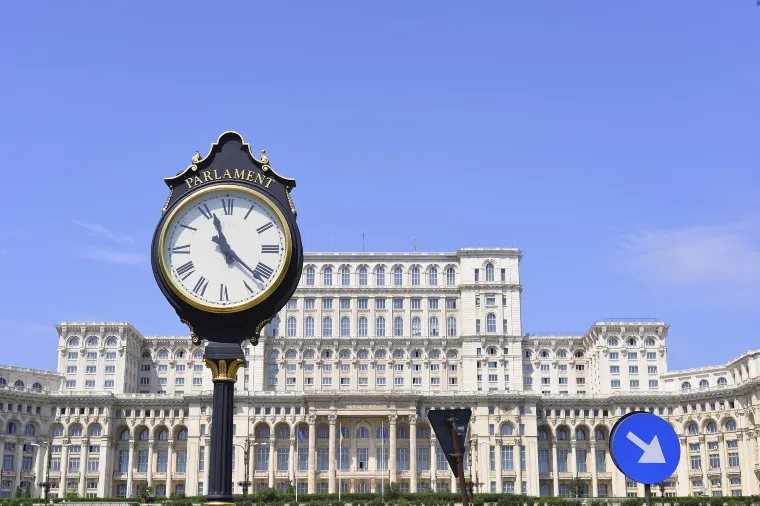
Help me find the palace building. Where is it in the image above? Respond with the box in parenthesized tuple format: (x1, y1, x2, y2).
(1, 248, 759, 499)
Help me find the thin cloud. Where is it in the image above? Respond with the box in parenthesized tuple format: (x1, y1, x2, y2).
(73, 220, 135, 244)
(78, 246, 146, 265)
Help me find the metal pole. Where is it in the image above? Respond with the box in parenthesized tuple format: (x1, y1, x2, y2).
(644, 483, 652, 506)
(660, 482, 665, 506)
(448, 418, 469, 506)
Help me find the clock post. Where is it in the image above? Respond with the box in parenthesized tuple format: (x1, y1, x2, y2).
(150, 132, 303, 506)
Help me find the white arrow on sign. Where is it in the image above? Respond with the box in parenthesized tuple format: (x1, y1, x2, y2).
(626, 432, 666, 464)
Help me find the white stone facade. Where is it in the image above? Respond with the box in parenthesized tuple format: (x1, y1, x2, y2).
(1, 248, 759, 499)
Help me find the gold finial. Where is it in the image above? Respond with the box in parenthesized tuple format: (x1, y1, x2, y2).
(260, 149, 269, 164)
(191, 150, 201, 164)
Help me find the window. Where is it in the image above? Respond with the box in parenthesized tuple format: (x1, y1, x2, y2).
(682, 381, 692, 391)
(376, 267, 385, 286)
(429, 317, 439, 336)
(322, 317, 332, 337)
(447, 317, 457, 337)
(393, 267, 403, 285)
(446, 267, 455, 285)
(341, 267, 350, 286)
(393, 298, 403, 309)
(486, 313, 496, 332)
(411, 317, 421, 336)
(428, 267, 438, 285)
(323, 267, 332, 285)
(376, 317, 386, 337)
(485, 263, 494, 281)
(287, 317, 297, 337)
(304, 317, 314, 337)
(394, 317, 403, 337)
(305, 267, 315, 285)
(358, 317, 368, 336)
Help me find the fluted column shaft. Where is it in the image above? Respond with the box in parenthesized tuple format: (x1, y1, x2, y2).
(409, 415, 417, 492)
(166, 441, 173, 497)
(307, 417, 316, 493)
(551, 444, 559, 496)
(328, 416, 337, 493)
(495, 439, 503, 493)
(127, 441, 135, 497)
(147, 441, 154, 488)
(389, 415, 397, 483)
(590, 441, 598, 497)
(78, 439, 90, 497)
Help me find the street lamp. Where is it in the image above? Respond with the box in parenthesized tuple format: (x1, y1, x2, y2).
(31, 441, 71, 500)
(234, 439, 268, 506)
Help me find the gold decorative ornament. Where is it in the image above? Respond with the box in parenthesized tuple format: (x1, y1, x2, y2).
(180, 318, 200, 345)
(161, 187, 175, 214)
(260, 149, 268, 165)
(204, 358, 245, 382)
(191, 149, 201, 164)
(285, 187, 297, 214)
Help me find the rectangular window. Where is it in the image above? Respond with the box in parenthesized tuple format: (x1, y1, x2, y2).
(357, 448, 369, 470)
(649, 380, 659, 388)
(728, 452, 739, 467)
(596, 450, 606, 472)
(611, 380, 621, 388)
(287, 299, 297, 309)
(691, 455, 701, 470)
(628, 352, 638, 360)
(397, 448, 409, 471)
(629, 366, 639, 374)
(428, 298, 438, 309)
(557, 450, 568, 473)
(322, 298, 333, 309)
(393, 298, 403, 309)
(647, 352, 657, 360)
(446, 298, 457, 309)
(376, 298, 386, 309)
(256, 447, 269, 471)
(305, 298, 315, 309)
(648, 366, 658, 373)
(277, 449, 289, 471)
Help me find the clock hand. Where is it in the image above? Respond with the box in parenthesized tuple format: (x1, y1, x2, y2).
(211, 214, 234, 265)
(211, 235, 234, 265)
(210, 236, 263, 282)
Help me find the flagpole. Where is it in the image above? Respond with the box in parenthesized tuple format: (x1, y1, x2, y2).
(295, 433, 298, 503)
(339, 422, 342, 501)
(381, 422, 385, 496)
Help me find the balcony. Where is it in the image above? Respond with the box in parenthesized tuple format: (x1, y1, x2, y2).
(112, 472, 127, 479)
(1, 469, 15, 476)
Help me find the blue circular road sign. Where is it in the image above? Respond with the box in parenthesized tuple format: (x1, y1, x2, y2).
(609, 411, 680, 485)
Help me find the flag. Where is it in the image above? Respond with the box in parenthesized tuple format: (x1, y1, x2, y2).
(382, 426, 387, 446)
(298, 429, 305, 444)
(340, 426, 344, 447)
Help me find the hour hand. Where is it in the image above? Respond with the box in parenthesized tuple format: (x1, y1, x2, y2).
(211, 235, 234, 265)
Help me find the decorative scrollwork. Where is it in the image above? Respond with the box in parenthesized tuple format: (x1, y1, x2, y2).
(204, 358, 246, 382)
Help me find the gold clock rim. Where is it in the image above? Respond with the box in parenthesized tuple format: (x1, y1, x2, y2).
(158, 184, 293, 314)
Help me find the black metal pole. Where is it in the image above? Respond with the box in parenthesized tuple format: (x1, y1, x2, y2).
(204, 344, 245, 506)
(644, 483, 652, 506)
(448, 418, 469, 506)
(660, 482, 665, 506)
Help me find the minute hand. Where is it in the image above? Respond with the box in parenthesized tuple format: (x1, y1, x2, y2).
(226, 248, 263, 281)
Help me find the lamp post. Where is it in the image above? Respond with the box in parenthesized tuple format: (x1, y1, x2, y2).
(234, 439, 269, 506)
(32, 441, 71, 500)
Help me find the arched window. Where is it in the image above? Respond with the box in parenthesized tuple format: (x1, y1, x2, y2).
(158, 429, 169, 441)
(428, 267, 438, 285)
(607, 338, 618, 347)
(51, 425, 64, 437)
(557, 428, 567, 440)
(394, 317, 404, 337)
(429, 350, 440, 359)
(257, 426, 270, 439)
(557, 350, 567, 359)
(376, 267, 385, 286)
(106, 337, 118, 347)
(70, 424, 83, 437)
(485, 347, 496, 356)
(120, 429, 130, 441)
(447, 350, 458, 359)
(412, 317, 421, 336)
(322, 317, 332, 337)
(305, 267, 315, 285)
(88, 425, 101, 437)
(393, 349, 405, 359)
(411, 267, 420, 286)
(429, 317, 439, 336)
(287, 317, 297, 337)
(485, 263, 494, 281)
(268, 350, 279, 360)
(486, 313, 496, 333)
(706, 422, 717, 433)
(540, 350, 550, 358)
(359, 267, 368, 286)
(0, 378, 5, 387)
(25, 424, 35, 436)
(286, 350, 297, 359)
(158, 349, 169, 359)
(339, 349, 351, 359)
(524, 350, 532, 359)
(726, 419, 737, 431)
(322, 350, 333, 359)
(594, 428, 606, 440)
(297, 426, 309, 439)
(278, 426, 290, 438)
(139, 429, 149, 440)
(142, 350, 152, 358)
(627, 338, 637, 347)
(376, 317, 385, 337)
(303, 350, 315, 359)
(375, 350, 386, 359)
(688, 423, 698, 435)
(31, 382, 42, 391)
(575, 428, 586, 440)
(446, 267, 456, 285)
(394, 267, 403, 286)
(500, 424, 513, 436)
(176, 350, 186, 359)
(717, 377, 727, 386)
(69, 337, 81, 347)
(194, 350, 203, 359)
(358, 317, 368, 337)
(178, 429, 188, 440)
(645, 338, 656, 346)
(14, 380, 24, 390)
(340, 317, 350, 337)
(356, 427, 369, 438)
(538, 429, 548, 440)
(699, 379, 709, 389)
(397, 426, 410, 439)
(341, 268, 350, 286)
(416, 426, 430, 438)
(574, 350, 584, 358)
(323, 267, 333, 285)
(305, 317, 314, 337)
(447, 317, 457, 337)
(87, 337, 98, 347)
(358, 350, 369, 359)
(681, 381, 692, 391)
(5, 423, 16, 434)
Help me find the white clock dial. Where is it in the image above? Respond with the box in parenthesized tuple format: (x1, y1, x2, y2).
(160, 186, 290, 311)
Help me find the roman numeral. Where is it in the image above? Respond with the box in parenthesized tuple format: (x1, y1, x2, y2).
(198, 204, 213, 220)
(261, 245, 279, 254)
(243, 280, 254, 293)
(221, 198, 234, 215)
(172, 244, 190, 254)
(176, 261, 195, 280)
(256, 222, 273, 234)
(244, 205, 255, 220)
(253, 262, 274, 280)
(219, 284, 229, 301)
(193, 277, 209, 296)
(180, 224, 197, 232)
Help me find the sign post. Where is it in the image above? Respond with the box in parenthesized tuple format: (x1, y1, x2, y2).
(609, 412, 680, 506)
(427, 409, 471, 506)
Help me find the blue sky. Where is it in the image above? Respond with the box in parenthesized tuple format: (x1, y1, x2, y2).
(0, 2, 758, 372)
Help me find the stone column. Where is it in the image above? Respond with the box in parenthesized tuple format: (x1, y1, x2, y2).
(147, 441, 154, 488)
(204, 437, 211, 496)
(126, 440, 135, 497)
(569, 439, 576, 476)
(409, 415, 417, 492)
(740, 431, 756, 495)
(718, 434, 728, 496)
(430, 439, 438, 492)
(590, 440, 598, 497)
(515, 439, 523, 494)
(268, 437, 276, 488)
(676, 437, 688, 496)
(289, 438, 296, 485)
(389, 415, 397, 483)
(78, 439, 89, 497)
(307, 415, 316, 493)
(699, 435, 708, 491)
(495, 439, 503, 493)
(34, 444, 47, 499)
(328, 415, 337, 493)
(473, 440, 480, 493)
(96, 441, 109, 498)
(551, 444, 559, 496)
(166, 440, 173, 497)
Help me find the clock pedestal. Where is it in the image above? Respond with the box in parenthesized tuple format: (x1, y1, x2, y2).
(204, 343, 246, 506)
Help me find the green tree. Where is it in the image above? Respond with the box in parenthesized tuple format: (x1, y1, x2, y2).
(23, 487, 31, 499)
(285, 480, 295, 495)
(64, 491, 80, 499)
(137, 484, 155, 503)
(384, 482, 401, 503)
(14, 486, 22, 498)
(569, 477, 586, 498)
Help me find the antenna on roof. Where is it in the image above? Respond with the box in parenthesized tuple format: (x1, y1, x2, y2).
(362, 232, 365, 252)
(414, 239, 417, 252)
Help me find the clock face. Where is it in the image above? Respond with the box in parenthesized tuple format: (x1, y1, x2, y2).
(159, 185, 291, 312)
